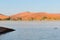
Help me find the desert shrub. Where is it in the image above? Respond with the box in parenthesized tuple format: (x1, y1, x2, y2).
(4, 17, 10, 20)
(19, 18, 22, 20)
(42, 16, 47, 20)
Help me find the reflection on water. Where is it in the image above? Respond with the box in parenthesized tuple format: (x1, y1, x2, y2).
(0, 21, 60, 40)
(54, 27, 58, 30)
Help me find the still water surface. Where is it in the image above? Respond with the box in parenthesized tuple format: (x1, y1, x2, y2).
(0, 21, 60, 40)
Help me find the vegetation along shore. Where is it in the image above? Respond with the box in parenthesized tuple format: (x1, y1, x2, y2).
(0, 12, 60, 21)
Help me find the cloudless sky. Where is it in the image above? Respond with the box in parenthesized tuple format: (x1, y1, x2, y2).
(0, 0, 60, 15)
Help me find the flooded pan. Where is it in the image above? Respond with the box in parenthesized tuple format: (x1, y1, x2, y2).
(0, 27, 15, 35)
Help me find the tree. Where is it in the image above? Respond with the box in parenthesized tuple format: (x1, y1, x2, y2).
(30, 17, 34, 21)
(0, 19, 2, 20)
(54, 18, 56, 20)
(4, 17, 10, 20)
(42, 16, 47, 20)
(19, 18, 22, 20)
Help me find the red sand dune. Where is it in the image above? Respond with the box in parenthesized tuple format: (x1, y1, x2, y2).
(1, 12, 60, 20)
(10, 12, 48, 20)
(0, 14, 9, 20)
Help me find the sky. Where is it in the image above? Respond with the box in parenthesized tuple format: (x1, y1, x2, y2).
(0, 0, 60, 15)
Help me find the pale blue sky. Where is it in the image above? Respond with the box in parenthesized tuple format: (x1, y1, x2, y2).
(0, 0, 60, 15)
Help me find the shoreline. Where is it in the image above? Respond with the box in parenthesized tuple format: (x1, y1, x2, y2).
(0, 20, 60, 21)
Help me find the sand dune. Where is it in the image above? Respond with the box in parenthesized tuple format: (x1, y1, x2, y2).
(1, 12, 60, 20)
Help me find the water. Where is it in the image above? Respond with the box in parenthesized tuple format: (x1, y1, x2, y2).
(0, 21, 60, 40)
